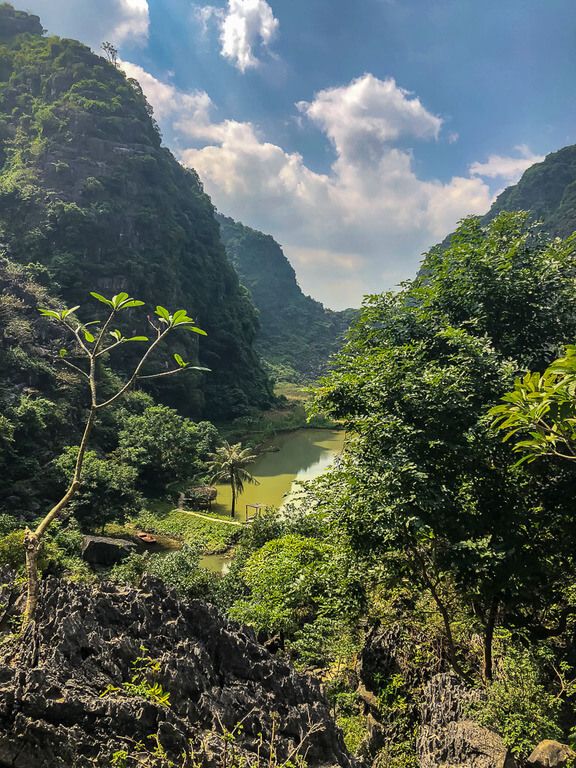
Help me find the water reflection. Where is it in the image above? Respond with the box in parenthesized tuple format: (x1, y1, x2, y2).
(211, 429, 345, 519)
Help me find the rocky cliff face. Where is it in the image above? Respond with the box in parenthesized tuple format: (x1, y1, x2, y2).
(0, 6, 273, 419)
(0, 577, 352, 768)
(485, 145, 576, 238)
(417, 674, 517, 768)
(217, 215, 356, 382)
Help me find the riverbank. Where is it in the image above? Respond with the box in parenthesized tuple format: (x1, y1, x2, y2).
(106, 427, 345, 573)
(218, 381, 339, 448)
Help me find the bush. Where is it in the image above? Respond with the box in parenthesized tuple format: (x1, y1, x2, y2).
(468, 642, 563, 760)
(54, 447, 142, 532)
(110, 543, 218, 600)
(229, 533, 364, 664)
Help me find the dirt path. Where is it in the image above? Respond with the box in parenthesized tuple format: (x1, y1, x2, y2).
(177, 494, 244, 526)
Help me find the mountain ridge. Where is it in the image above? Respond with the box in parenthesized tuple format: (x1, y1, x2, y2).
(0, 4, 272, 419)
(217, 214, 356, 382)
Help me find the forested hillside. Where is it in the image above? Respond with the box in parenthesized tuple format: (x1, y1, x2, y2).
(217, 214, 356, 382)
(486, 144, 576, 236)
(6, 4, 576, 768)
(0, 4, 272, 419)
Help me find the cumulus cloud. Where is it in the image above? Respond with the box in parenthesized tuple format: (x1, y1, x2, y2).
(196, 0, 279, 71)
(123, 66, 539, 308)
(24, 0, 149, 48)
(120, 61, 213, 124)
(470, 144, 545, 183)
(298, 75, 442, 165)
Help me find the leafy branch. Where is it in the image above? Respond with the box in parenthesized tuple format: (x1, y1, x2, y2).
(23, 292, 209, 628)
(491, 344, 576, 464)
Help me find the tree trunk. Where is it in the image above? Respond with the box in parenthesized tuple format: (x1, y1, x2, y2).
(23, 531, 41, 628)
(22, 410, 94, 629)
(231, 483, 236, 518)
(409, 542, 471, 682)
(483, 598, 499, 682)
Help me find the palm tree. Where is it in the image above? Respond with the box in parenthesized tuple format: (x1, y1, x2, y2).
(206, 441, 259, 517)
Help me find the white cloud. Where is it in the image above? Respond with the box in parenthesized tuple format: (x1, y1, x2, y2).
(298, 75, 442, 165)
(23, 0, 149, 48)
(120, 61, 212, 124)
(123, 66, 541, 309)
(470, 144, 545, 183)
(196, 0, 279, 72)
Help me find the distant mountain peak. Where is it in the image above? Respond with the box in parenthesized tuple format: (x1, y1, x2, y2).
(0, 4, 43, 39)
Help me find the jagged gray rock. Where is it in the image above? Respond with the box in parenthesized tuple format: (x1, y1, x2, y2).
(417, 673, 518, 768)
(0, 577, 352, 768)
(81, 535, 137, 565)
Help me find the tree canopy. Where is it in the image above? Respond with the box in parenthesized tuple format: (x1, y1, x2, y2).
(314, 212, 576, 679)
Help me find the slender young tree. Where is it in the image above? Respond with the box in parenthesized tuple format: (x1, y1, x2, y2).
(101, 41, 118, 66)
(23, 291, 208, 626)
(207, 441, 259, 517)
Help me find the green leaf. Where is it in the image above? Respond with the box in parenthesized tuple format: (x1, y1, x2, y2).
(89, 291, 113, 307)
(38, 308, 60, 319)
(109, 329, 122, 342)
(125, 336, 149, 342)
(59, 348, 68, 357)
(186, 326, 207, 336)
(172, 309, 188, 323)
(61, 306, 80, 319)
(111, 292, 129, 309)
(83, 329, 95, 343)
(119, 299, 145, 309)
(173, 353, 187, 368)
(155, 305, 170, 322)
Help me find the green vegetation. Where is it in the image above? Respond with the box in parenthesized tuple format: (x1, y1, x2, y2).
(217, 214, 356, 383)
(111, 543, 217, 599)
(5, 6, 576, 765)
(132, 507, 240, 552)
(313, 212, 576, 683)
(101, 645, 172, 708)
(22, 290, 208, 623)
(492, 343, 576, 463)
(206, 441, 259, 517)
(468, 641, 565, 761)
(117, 405, 219, 491)
(0, 6, 272, 420)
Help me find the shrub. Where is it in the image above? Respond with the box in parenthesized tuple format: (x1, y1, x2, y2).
(469, 643, 563, 760)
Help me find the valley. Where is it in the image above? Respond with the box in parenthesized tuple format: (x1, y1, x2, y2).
(2, 5, 576, 768)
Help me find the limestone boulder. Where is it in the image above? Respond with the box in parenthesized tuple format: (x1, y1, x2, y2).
(527, 740, 576, 767)
(81, 535, 137, 565)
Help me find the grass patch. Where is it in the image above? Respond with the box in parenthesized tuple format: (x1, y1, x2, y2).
(132, 507, 240, 554)
(220, 389, 338, 448)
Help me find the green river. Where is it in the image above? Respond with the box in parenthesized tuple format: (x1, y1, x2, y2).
(199, 428, 345, 573)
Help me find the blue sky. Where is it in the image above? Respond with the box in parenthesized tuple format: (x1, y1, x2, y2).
(26, 0, 576, 307)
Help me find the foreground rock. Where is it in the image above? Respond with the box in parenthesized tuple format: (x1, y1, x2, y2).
(81, 535, 137, 565)
(417, 673, 517, 768)
(0, 578, 352, 768)
(528, 740, 576, 767)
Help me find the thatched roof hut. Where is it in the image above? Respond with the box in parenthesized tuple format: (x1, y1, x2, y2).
(183, 486, 218, 509)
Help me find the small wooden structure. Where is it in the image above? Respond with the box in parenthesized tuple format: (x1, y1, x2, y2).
(245, 503, 264, 523)
(182, 485, 218, 511)
(136, 531, 157, 544)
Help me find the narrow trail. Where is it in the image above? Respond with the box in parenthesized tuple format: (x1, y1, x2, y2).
(177, 493, 244, 526)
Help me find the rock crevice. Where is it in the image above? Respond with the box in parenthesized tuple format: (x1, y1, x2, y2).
(0, 578, 352, 768)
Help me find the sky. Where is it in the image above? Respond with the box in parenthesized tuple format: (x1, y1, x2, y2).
(22, 0, 576, 309)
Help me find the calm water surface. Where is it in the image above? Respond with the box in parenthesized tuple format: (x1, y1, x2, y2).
(199, 428, 345, 572)
(211, 428, 345, 520)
